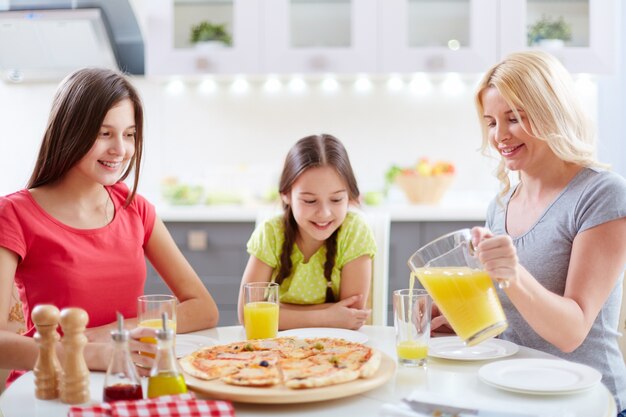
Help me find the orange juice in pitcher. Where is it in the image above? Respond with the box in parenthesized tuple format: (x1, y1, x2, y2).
(413, 267, 506, 344)
(408, 229, 507, 346)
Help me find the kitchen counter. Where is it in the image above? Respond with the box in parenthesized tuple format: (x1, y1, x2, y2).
(155, 202, 488, 222)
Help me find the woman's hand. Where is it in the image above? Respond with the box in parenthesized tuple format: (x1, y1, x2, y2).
(471, 227, 519, 288)
(128, 327, 158, 376)
(430, 302, 454, 335)
(324, 295, 371, 330)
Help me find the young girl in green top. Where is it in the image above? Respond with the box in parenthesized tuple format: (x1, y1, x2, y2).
(238, 134, 376, 330)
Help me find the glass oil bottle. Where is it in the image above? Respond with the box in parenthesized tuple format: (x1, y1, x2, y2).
(147, 312, 187, 398)
(103, 313, 143, 402)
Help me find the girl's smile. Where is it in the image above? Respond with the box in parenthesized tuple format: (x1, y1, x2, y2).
(282, 165, 351, 256)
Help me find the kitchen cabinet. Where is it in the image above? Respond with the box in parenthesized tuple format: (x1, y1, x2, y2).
(145, 219, 482, 326)
(262, 0, 378, 73)
(141, 0, 615, 76)
(380, 0, 615, 73)
(499, 0, 615, 73)
(143, 0, 261, 75)
(379, 0, 498, 72)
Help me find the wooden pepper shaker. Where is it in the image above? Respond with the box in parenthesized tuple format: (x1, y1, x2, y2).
(31, 304, 61, 400)
(59, 307, 90, 404)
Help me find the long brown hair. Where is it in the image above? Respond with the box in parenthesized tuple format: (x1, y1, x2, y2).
(27, 68, 144, 205)
(276, 134, 360, 302)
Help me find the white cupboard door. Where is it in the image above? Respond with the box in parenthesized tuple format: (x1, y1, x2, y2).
(145, 0, 261, 75)
(499, 0, 615, 73)
(262, 0, 378, 74)
(379, 0, 498, 73)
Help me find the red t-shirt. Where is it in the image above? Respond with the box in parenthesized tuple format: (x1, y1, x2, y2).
(0, 182, 156, 383)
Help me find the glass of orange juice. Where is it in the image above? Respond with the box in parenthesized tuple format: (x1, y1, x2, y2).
(408, 229, 507, 347)
(393, 289, 431, 367)
(243, 282, 279, 340)
(137, 294, 177, 356)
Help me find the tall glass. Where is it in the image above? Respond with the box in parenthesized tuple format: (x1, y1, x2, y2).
(137, 295, 177, 356)
(408, 229, 507, 346)
(243, 282, 279, 340)
(393, 289, 431, 367)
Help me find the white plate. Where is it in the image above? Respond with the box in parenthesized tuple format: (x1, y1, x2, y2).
(478, 358, 602, 395)
(277, 328, 368, 344)
(428, 336, 519, 361)
(175, 334, 216, 358)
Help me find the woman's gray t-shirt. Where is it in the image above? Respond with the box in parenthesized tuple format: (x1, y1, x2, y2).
(486, 167, 626, 410)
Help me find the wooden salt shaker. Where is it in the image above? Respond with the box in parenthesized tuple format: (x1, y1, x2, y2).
(59, 307, 90, 404)
(31, 304, 61, 399)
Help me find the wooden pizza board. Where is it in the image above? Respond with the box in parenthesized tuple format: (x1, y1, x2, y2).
(182, 350, 396, 404)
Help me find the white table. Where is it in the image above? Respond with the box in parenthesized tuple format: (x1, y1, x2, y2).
(0, 326, 617, 417)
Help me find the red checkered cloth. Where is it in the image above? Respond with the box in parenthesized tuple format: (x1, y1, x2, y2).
(68, 393, 235, 417)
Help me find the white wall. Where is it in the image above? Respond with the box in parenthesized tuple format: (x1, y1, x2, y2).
(597, 0, 625, 180)
(0, 73, 600, 206)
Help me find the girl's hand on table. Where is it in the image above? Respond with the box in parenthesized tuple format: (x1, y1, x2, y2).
(326, 295, 371, 330)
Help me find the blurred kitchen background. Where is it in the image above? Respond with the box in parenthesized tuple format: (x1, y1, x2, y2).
(0, 0, 624, 324)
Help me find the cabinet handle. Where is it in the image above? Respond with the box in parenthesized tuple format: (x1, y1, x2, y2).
(196, 57, 214, 71)
(425, 55, 445, 71)
(308, 55, 329, 71)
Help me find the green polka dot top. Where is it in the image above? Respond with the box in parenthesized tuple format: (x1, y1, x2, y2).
(247, 211, 377, 304)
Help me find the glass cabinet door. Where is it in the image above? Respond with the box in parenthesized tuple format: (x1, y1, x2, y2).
(379, 0, 498, 72)
(262, 0, 378, 73)
(499, 0, 615, 73)
(145, 0, 261, 75)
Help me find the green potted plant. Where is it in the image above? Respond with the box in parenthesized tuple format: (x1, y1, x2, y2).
(527, 15, 572, 48)
(190, 21, 232, 48)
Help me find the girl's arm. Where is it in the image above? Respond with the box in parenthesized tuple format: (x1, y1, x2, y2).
(472, 217, 626, 352)
(144, 218, 219, 333)
(338, 254, 372, 310)
(0, 247, 157, 373)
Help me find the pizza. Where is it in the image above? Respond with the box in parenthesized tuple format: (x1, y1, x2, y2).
(179, 337, 381, 389)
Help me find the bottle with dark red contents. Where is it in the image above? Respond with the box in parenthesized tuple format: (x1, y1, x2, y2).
(103, 313, 143, 402)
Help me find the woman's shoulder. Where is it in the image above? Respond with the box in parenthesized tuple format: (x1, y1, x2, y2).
(571, 167, 626, 198)
(0, 190, 32, 211)
(584, 167, 626, 187)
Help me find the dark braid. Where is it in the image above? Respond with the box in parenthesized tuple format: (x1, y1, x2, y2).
(323, 229, 339, 302)
(276, 207, 298, 285)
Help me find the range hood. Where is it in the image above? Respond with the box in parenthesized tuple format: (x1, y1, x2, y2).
(0, 0, 144, 82)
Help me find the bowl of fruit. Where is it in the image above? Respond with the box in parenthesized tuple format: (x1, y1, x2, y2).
(161, 177, 204, 205)
(386, 158, 455, 204)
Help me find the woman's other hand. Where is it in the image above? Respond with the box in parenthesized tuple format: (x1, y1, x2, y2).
(128, 327, 157, 376)
(430, 302, 454, 335)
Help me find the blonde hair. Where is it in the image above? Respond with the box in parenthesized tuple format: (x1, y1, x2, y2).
(474, 51, 604, 198)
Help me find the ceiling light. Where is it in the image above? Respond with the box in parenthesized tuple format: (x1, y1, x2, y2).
(321, 77, 339, 92)
(231, 77, 249, 94)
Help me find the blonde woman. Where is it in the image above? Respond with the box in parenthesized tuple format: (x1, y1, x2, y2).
(456, 51, 625, 413)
